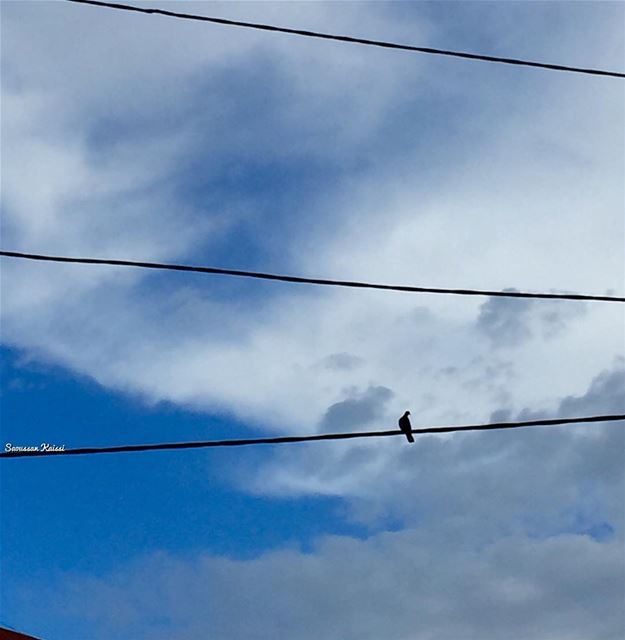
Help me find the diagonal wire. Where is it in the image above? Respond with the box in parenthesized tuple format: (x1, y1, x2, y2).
(2, 250, 623, 303)
(64, 0, 625, 78)
(2, 414, 624, 458)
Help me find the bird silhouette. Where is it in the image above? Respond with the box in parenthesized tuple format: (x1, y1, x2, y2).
(398, 411, 414, 443)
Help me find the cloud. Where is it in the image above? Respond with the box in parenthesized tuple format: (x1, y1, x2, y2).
(249, 363, 625, 538)
(476, 291, 533, 346)
(476, 294, 534, 346)
(18, 529, 624, 640)
(319, 352, 364, 372)
(2, 1, 623, 436)
(475, 291, 587, 348)
(558, 363, 625, 417)
(320, 385, 394, 431)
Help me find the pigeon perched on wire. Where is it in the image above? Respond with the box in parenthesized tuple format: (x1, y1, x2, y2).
(398, 411, 414, 443)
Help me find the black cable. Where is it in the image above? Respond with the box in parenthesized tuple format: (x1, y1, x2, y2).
(64, 0, 625, 79)
(2, 250, 623, 303)
(2, 414, 623, 458)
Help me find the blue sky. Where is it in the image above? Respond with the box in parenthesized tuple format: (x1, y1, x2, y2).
(1, 345, 373, 565)
(1, 2, 624, 639)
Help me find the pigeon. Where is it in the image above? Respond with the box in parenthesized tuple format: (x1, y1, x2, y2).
(398, 411, 414, 443)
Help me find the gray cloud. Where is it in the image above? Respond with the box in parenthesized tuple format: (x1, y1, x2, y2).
(476, 292, 534, 347)
(558, 364, 625, 417)
(320, 385, 394, 432)
(476, 292, 587, 348)
(495, 361, 625, 423)
(319, 352, 364, 372)
(252, 364, 625, 542)
(15, 530, 624, 640)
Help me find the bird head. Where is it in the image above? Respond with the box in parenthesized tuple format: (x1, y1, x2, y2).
(404, 410, 411, 416)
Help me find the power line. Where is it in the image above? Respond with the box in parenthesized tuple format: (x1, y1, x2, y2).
(2, 414, 623, 459)
(2, 250, 623, 303)
(65, 0, 624, 79)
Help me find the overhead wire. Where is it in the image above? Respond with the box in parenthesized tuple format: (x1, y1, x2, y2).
(65, 0, 625, 78)
(2, 251, 623, 303)
(2, 414, 624, 458)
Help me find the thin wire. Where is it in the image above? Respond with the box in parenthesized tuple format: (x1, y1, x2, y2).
(2, 414, 623, 459)
(2, 250, 623, 303)
(65, 0, 625, 78)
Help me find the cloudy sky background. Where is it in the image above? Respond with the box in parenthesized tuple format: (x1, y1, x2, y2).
(1, 1, 624, 638)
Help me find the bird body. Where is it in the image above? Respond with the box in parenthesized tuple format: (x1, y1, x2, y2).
(399, 411, 414, 443)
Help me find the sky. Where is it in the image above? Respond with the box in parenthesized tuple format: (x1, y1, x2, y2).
(1, 1, 624, 638)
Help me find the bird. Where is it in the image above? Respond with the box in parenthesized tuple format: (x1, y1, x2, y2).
(398, 411, 414, 443)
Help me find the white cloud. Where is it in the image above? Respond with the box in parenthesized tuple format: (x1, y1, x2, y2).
(2, 1, 623, 430)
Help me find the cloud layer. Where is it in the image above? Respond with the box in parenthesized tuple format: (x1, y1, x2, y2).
(35, 530, 625, 640)
(2, 1, 623, 432)
(2, 2, 624, 638)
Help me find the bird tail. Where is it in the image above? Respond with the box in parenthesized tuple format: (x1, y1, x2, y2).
(405, 432, 415, 444)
